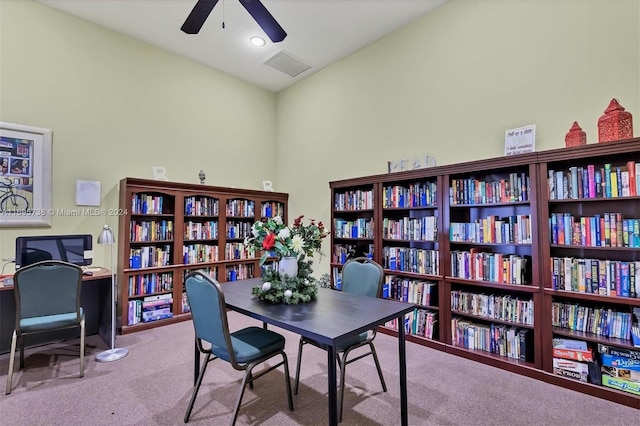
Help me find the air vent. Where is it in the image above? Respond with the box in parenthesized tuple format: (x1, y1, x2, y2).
(264, 50, 312, 77)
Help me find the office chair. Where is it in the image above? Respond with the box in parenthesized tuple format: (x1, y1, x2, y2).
(183, 271, 294, 425)
(293, 257, 387, 422)
(6, 260, 85, 395)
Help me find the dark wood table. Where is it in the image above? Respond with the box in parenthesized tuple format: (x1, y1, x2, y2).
(212, 278, 415, 426)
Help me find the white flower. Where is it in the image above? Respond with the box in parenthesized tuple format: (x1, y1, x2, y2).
(262, 282, 272, 291)
(273, 215, 283, 226)
(278, 227, 291, 239)
(291, 235, 305, 253)
(284, 289, 293, 298)
(251, 223, 260, 237)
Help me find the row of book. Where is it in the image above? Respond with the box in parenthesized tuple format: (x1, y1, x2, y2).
(184, 221, 218, 240)
(382, 246, 440, 276)
(184, 196, 218, 216)
(334, 189, 373, 211)
(131, 193, 168, 215)
(225, 243, 255, 260)
(450, 214, 532, 244)
(551, 302, 635, 340)
(261, 202, 285, 218)
(183, 244, 219, 264)
(127, 272, 173, 297)
(129, 245, 171, 269)
(450, 250, 529, 285)
(451, 291, 534, 325)
(451, 317, 534, 362)
(549, 212, 640, 248)
(130, 220, 174, 242)
(552, 338, 640, 396)
(382, 277, 437, 306)
(333, 218, 374, 239)
(127, 293, 173, 325)
(332, 243, 374, 264)
(226, 263, 255, 281)
(226, 221, 252, 239)
(225, 199, 255, 217)
(381, 215, 438, 241)
(551, 257, 639, 298)
(384, 308, 438, 340)
(449, 173, 530, 205)
(547, 161, 640, 200)
(382, 182, 437, 208)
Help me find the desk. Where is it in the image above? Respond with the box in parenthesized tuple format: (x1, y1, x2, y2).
(0, 268, 112, 353)
(209, 278, 414, 426)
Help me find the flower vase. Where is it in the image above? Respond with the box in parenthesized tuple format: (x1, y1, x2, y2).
(278, 256, 298, 278)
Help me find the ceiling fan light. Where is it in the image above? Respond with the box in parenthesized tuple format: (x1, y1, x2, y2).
(250, 36, 266, 47)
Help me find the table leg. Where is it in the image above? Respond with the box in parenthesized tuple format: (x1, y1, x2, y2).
(398, 317, 408, 426)
(327, 344, 338, 426)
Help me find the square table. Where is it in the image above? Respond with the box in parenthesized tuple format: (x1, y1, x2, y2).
(203, 278, 414, 426)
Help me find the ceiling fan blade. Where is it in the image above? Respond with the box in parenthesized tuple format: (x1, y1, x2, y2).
(181, 0, 219, 34)
(239, 0, 287, 42)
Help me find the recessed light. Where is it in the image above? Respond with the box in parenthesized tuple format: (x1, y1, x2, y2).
(250, 36, 266, 47)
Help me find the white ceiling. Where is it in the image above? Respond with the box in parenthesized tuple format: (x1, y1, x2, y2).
(36, 0, 446, 92)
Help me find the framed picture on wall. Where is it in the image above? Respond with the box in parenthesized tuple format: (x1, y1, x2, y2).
(0, 122, 52, 227)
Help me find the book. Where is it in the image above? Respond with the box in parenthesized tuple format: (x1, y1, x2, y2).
(553, 337, 588, 350)
(601, 374, 640, 395)
(553, 358, 589, 382)
(552, 347, 594, 362)
(598, 344, 640, 360)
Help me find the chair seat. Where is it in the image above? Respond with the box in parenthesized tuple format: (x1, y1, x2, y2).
(212, 326, 285, 364)
(306, 331, 368, 352)
(19, 307, 84, 333)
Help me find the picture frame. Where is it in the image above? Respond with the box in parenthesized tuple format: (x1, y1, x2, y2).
(0, 122, 52, 227)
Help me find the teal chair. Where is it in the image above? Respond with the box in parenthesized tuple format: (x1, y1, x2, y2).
(6, 260, 85, 395)
(293, 257, 387, 422)
(183, 272, 294, 425)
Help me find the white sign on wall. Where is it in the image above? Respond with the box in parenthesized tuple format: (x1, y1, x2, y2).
(505, 125, 536, 156)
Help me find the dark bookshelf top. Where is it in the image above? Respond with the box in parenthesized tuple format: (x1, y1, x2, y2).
(451, 309, 535, 329)
(552, 326, 637, 349)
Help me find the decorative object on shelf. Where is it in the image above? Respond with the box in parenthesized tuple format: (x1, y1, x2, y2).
(564, 121, 587, 147)
(598, 98, 633, 143)
(245, 214, 329, 304)
(198, 170, 206, 184)
(95, 224, 129, 362)
(504, 124, 536, 156)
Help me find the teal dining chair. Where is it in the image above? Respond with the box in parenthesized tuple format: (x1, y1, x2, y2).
(293, 256, 387, 422)
(183, 271, 294, 425)
(6, 260, 85, 395)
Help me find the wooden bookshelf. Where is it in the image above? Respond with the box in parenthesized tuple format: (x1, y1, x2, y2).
(330, 138, 640, 409)
(117, 178, 288, 334)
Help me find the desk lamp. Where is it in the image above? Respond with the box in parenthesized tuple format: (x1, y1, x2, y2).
(96, 224, 129, 362)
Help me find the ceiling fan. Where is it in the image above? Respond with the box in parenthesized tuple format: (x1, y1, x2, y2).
(181, 0, 287, 43)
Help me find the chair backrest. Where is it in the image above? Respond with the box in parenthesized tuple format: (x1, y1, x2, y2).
(184, 272, 235, 362)
(341, 257, 384, 298)
(14, 260, 83, 330)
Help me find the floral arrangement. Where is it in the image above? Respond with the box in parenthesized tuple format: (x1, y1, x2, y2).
(245, 215, 329, 304)
(245, 215, 329, 265)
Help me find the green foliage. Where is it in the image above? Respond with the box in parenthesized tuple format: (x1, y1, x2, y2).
(251, 258, 319, 304)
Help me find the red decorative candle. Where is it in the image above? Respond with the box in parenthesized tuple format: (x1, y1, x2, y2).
(597, 98, 633, 143)
(565, 121, 587, 147)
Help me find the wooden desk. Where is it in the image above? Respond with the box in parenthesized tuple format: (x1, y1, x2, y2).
(204, 278, 414, 426)
(0, 267, 113, 353)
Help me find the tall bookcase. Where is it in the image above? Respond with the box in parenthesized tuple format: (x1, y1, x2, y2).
(117, 178, 288, 334)
(330, 138, 640, 409)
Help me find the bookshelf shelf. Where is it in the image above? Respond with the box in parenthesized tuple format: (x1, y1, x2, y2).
(331, 138, 640, 409)
(118, 178, 287, 334)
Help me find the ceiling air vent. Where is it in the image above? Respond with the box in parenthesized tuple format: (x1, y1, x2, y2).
(264, 50, 311, 77)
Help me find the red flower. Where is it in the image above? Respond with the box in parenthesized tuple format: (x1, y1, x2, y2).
(262, 232, 276, 250)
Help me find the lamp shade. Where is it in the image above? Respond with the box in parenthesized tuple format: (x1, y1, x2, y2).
(98, 225, 115, 245)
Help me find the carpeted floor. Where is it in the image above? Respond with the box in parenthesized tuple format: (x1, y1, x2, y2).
(0, 311, 638, 425)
